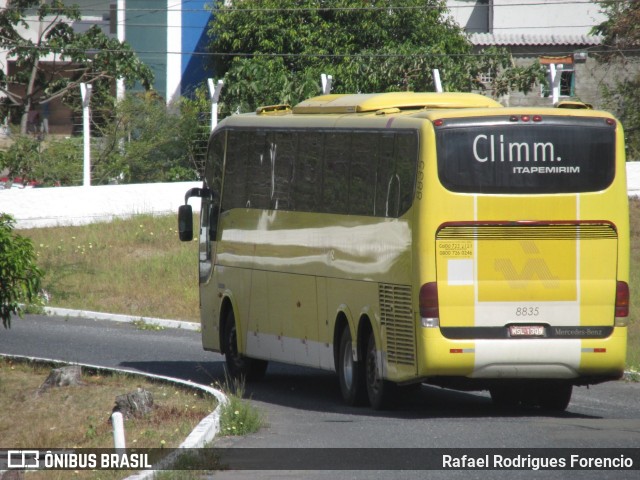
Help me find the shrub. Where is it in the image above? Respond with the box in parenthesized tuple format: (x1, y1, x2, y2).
(0, 214, 43, 328)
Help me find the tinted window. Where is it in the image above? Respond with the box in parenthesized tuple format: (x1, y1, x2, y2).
(436, 117, 616, 194)
(222, 130, 249, 210)
(219, 128, 418, 217)
(350, 132, 378, 215)
(295, 132, 324, 212)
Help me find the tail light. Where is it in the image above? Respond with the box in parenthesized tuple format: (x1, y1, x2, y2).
(419, 282, 439, 327)
(615, 281, 629, 321)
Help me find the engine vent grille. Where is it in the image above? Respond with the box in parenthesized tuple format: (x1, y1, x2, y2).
(379, 283, 415, 366)
(437, 223, 617, 240)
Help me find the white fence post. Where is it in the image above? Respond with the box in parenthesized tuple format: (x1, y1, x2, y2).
(80, 83, 92, 187)
(208, 78, 224, 131)
(433, 69, 443, 93)
(111, 411, 126, 450)
(321, 74, 333, 95)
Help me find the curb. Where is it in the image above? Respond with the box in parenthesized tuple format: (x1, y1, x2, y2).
(2, 310, 227, 480)
(44, 307, 201, 331)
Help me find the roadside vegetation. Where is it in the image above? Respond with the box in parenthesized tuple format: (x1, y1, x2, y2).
(0, 357, 215, 479)
(21, 214, 200, 322)
(0, 358, 264, 478)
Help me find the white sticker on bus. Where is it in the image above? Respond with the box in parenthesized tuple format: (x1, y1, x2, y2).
(448, 259, 474, 286)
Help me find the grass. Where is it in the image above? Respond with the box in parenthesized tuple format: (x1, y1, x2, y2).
(22, 214, 200, 322)
(0, 357, 216, 479)
(0, 359, 264, 479)
(216, 376, 265, 437)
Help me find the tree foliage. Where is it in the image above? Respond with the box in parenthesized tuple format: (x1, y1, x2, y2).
(0, 0, 154, 134)
(0, 214, 43, 328)
(94, 92, 207, 183)
(0, 92, 208, 186)
(592, 0, 640, 56)
(207, 0, 546, 115)
(592, 0, 640, 160)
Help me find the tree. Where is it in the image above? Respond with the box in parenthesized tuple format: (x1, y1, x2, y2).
(0, 214, 43, 329)
(592, 0, 640, 56)
(206, 0, 546, 116)
(0, 92, 208, 186)
(0, 0, 154, 134)
(592, 1, 640, 160)
(88, 92, 206, 183)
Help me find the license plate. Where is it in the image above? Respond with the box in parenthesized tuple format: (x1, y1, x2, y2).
(509, 325, 545, 337)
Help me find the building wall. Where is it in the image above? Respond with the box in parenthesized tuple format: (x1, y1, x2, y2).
(124, 0, 211, 103)
(180, 0, 214, 97)
(447, 0, 606, 35)
(491, 0, 605, 35)
(446, 1, 633, 110)
(447, 0, 490, 33)
(125, 0, 168, 99)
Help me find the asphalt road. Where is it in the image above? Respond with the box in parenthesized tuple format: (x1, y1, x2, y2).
(2, 314, 640, 480)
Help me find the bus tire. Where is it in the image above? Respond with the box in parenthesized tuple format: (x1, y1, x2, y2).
(365, 330, 396, 410)
(223, 309, 268, 381)
(337, 325, 366, 406)
(538, 384, 572, 412)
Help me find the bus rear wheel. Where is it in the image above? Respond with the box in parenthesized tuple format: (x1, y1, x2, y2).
(537, 383, 573, 412)
(489, 385, 523, 408)
(337, 325, 366, 406)
(223, 309, 268, 381)
(490, 383, 573, 412)
(365, 331, 396, 410)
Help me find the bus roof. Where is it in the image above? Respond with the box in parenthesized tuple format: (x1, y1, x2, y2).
(291, 92, 503, 114)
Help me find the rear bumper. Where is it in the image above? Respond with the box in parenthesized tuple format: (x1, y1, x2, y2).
(416, 326, 627, 383)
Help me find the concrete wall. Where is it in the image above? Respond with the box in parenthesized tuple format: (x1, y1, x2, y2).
(0, 181, 200, 229)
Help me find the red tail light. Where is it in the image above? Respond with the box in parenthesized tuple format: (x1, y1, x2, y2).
(419, 282, 439, 318)
(616, 281, 629, 317)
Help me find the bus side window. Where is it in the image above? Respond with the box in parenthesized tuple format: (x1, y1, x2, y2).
(294, 131, 323, 213)
(246, 132, 272, 210)
(271, 131, 296, 210)
(350, 132, 379, 216)
(323, 132, 351, 214)
(396, 132, 419, 215)
(376, 134, 398, 217)
(206, 132, 225, 240)
(222, 130, 249, 211)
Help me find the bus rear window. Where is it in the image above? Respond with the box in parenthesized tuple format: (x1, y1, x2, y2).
(435, 117, 616, 194)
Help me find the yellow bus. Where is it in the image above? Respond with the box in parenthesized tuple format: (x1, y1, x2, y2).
(178, 92, 630, 411)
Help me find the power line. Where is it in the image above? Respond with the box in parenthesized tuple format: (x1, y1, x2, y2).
(0, 0, 622, 16)
(10, 12, 607, 34)
(2, 45, 638, 59)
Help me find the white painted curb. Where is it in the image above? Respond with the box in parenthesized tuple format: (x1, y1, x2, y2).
(44, 306, 201, 331)
(0, 350, 227, 479)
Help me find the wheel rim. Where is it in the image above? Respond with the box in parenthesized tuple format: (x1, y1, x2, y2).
(367, 337, 381, 397)
(342, 339, 353, 391)
(228, 324, 243, 369)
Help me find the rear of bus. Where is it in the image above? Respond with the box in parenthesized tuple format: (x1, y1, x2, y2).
(418, 108, 629, 409)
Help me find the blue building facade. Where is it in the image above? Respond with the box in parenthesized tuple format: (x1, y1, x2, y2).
(123, 0, 213, 102)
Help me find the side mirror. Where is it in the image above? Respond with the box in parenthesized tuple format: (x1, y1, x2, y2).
(178, 204, 193, 242)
